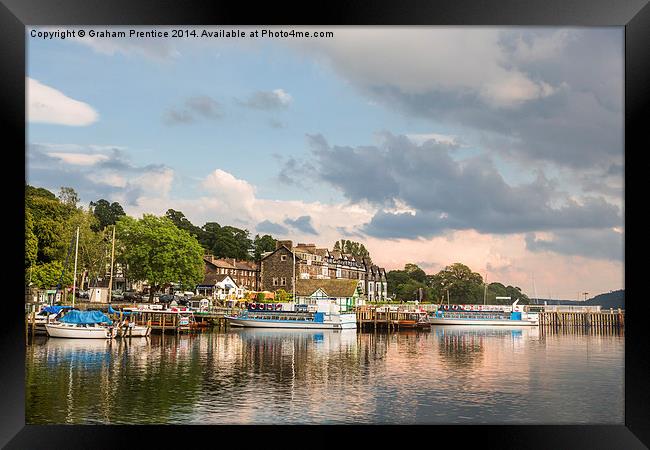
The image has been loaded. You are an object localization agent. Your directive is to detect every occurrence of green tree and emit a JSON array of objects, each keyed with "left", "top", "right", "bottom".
[
  {"left": 275, "top": 289, "right": 290, "bottom": 302},
  {"left": 26, "top": 185, "right": 70, "bottom": 263},
  {"left": 430, "top": 263, "right": 484, "bottom": 304},
  {"left": 58, "top": 187, "right": 80, "bottom": 210},
  {"left": 30, "top": 261, "right": 73, "bottom": 290},
  {"left": 115, "top": 215, "right": 205, "bottom": 302},
  {"left": 89, "top": 199, "right": 126, "bottom": 231},
  {"left": 25, "top": 209, "right": 38, "bottom": 269},
  {"left": 253, "top": 234, "right": 277, "bottom": 261},
  {"left": 404, "top": 263, "right": 427, "bottom": 283}
]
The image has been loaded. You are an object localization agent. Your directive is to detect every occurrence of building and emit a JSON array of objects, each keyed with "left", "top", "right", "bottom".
[
  {"left": 295, "top": 279, "right": 363, "bottom": 313},
  {"left": 259, "top": 240, "right": 388, "bottom": 302},
  {"left": 197, "top": 273, "right": 243, "bottom": 300},
  {"left": 203, "top": 254, "right": 260, "bottom": 291}
]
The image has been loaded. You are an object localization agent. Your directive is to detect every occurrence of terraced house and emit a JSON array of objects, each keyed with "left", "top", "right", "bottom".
[
  {"left": 259, "top": 241, "right": 388, "bottom": 302},
  {"left": 203, "top": 254, "right": 259, "bottom": 291}
]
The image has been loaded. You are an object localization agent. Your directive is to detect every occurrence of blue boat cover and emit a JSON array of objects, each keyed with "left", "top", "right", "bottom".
[
  {"left": 42, "top": 305, "right": 73, "bottom": 314},
  {"left": 59, "top": 310, "right": 113, "bottom": 325},
  {"left": 108, "top": 305, "right": 133, "bottom": 316}
]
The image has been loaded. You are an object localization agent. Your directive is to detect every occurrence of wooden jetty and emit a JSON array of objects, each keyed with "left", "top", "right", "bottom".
[
  {"left": 356, "top": 306, "right": 431, "bottom": 331},
  {"left": 537, "top": 309, "right": 624, "bottom": 331}
]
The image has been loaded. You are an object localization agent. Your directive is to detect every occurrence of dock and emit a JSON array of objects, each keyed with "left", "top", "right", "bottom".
[
  {"left": 355, "top": 306, "right": 430, "bottom": 331},
  {"left": 538, "top": 309, "right": 624, "bottom": 331}
]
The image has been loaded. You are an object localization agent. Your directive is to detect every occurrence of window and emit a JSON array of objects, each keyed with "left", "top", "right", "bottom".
[
  {"left": 281, "top": 254, "right": 287, "bottom": 261},
  {"left": 280, "top": 277, "right": 286, "bottom": 286},
  {"left": 273, "top": 278, "right": 278, "bottom": 286}
]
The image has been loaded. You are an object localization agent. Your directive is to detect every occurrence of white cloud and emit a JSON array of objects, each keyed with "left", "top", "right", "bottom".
[
  {"left": 46, "top": 152, "right": 109, "bottom": 166},
  {"left": 272, "top": 89, "right": 292, "bottom": 106},
  {"left": 406, "top": 133, "right": 458, "bottom": 146},
  {"left": 27, "top": 77, "right": 99, "bottom": 126},
  {"left": 291, "top": 28, "right": 557, "bottom": 108}
]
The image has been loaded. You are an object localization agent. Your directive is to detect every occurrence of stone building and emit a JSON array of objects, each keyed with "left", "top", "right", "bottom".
[
  {"left": 259, "top": 240, "right": 388, "bottom": 302},
  {"left": 203, "top": 255, "right": 259, "bottom": 291}
]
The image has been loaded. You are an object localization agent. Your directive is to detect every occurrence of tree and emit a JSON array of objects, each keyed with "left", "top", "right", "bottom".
[
  {"left": 30, "top": 261, "right": 73, "bottom": 290},
  {"left": 26, "top": 185, "right": 70, "bottom": 263},
  {"left": 115, "top": 215, "right": 205, "bottom": 302},
  {"left": 25, "top": 209, "right": 38, "bottom": 269},
  {"left": 275, "top": 289, "right": 290, "bottom": 302},
  {"left": 58, "top": 187, "right": 80, "bottom": 210},
  {"left": 89, "top": 199, "right": 126, "bottom": 231},
  {"left": 430, "top": 263, "right": 484, "bottom": 304},
  {"left": 253, "top": 234, "right": 277, "bottom": 261},
  {"left": 332, "top": 239, "right": 372, "bottom": 263},
  {"left": 404, "top": 263, "right": 427, "bottom": 283}
]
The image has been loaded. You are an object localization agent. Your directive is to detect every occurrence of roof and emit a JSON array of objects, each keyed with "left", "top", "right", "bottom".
[
  {"left": 295, "top": 279, "right": 360, "bottom": 298},
  {"left": 203, "top": 273, "right": 231, "bottom": 285},
  {"left": 204, "top": 256, "right": 258, "bottom": 271}
]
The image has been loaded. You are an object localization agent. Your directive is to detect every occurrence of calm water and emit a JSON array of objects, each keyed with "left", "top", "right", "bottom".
[{"left": 25, "top": 326, "right": 624, "bottom": 424}]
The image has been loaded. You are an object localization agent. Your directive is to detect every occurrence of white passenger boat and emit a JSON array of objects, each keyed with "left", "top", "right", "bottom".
[
  {"left": 429, "top": 300, "right": 538, "bottom": 326},
  {"left": 45, "top": 310, "right": 116, "bottom": 339},
  {"left": 226, "top": 303, "right": 356, "bottom": 330}
]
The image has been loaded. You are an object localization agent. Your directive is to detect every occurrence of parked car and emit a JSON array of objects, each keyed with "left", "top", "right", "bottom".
[
  {"left": 123, "top": 291, "right": 143, "bottom": 301},
  {"left": 159, "top": 294, "right": 175, "bottom": 303}
]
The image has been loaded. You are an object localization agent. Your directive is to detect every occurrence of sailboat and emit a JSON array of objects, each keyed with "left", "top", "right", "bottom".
[{"left": 45, "top": 310, "right": 116, "bottom": 338}]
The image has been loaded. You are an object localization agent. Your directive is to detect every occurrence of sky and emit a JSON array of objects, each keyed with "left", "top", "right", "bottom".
[{"left": 26, "top": 26, "right": 624, "bottom": 299}]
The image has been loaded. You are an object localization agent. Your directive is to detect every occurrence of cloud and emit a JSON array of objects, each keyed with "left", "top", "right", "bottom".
[
  {"left": 27, "top": 77, "right": 98, "bottom": 126},
  {"left": 291, "top": 28, "right": 623, "bottom": 174},
  {"left": 68, "top": 28, "right": 181, "bottom": 61},
  {"left": 239, "top": 89, "right": 292, "bottom": 110},
  {"left": 256, "top": 220, "right": 289, "bottom": 235},
  {"left": 27, "top": 143, "right": 173, "bottom": 206},
  {"left": 163, "top": 96, "right": 223, "bottom": 125},
  {"left": 525, "top": 228, "right": 624, "bottom": 261},
  {"left": 302, "top": 133, "right": 622, "bottom": 239},
  {"left": 284, "top": 215, "right": 318, "bottom": 235}
]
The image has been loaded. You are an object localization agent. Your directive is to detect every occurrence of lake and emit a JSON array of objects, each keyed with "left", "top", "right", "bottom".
[{"left": 25, "top": 326, "right": 624, "bottom": 424}]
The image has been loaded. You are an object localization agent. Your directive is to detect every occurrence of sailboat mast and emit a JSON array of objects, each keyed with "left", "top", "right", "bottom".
[
  {"left": 72, "top": 226, "right": 79, "bottom": 308},
  {"left": 108, "top": 225, "right": 116, "bottom": 304},
  {"left": 292, "top": 246, "right": 296, "bottom": 304}
]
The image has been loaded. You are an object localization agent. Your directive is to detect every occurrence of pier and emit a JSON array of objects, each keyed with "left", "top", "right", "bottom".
[
  {"left": 538, "top": 309, "right": 624, "bottom": 331},
  {"left": 355, "top": 306, "right": 430, "bottom": 331}
]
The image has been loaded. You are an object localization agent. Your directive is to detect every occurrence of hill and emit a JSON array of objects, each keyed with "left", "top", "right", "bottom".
[{"left": 530, "top": 289, "right": 624, "bottom": 309}]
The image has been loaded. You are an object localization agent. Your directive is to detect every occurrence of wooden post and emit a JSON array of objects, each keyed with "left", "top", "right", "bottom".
[
  {"left": 25, "top": 312, "right": 29, "bottom": 345},
  {"left": 162, "top": 314, "right": 166, "bottom": 334},
  {"left": 31, "top": 310, "right": 36, "bottom": 341}
]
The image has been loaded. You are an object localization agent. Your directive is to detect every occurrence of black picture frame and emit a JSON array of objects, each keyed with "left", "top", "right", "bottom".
[{"left": 2, "top": 0, "right": 647, "bottom": 448}]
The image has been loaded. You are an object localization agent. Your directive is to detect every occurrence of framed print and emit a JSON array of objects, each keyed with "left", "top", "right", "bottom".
[{"left": 2, "top": 0, "right": 648, "bottom": 448}]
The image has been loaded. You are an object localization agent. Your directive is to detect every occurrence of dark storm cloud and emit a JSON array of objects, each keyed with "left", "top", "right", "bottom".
[
  {"left": 284, "top": 215, "right": 318, "bottom": 235},
  {"left": 303, "top": 134, "right": 621, "bottom": 239},
  {"left": 322, "top": 29, "right": 623, "bottom": 177},
  {"left": 163, "top": 95, "right": 223, "bottom": 125},
  {"left": 256, "top": 220, "right": 289, "bottom": 235},
  {"left": 525, "top": 228, "right": 623, "bottom": 261}
]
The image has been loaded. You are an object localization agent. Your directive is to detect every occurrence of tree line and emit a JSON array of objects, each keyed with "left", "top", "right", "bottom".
[
  {"left": 387, "top": 262, "right": 530, "bottom": 304},
  {"left": 25, "top": 185, "right": 278, "bottom": 299}
]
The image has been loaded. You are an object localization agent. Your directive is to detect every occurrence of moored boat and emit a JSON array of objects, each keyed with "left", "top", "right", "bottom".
[
  {"left": 226, "top": 303, "right": 356, "bottom": 330},
  {"left": 45, "top": 310, "right": 116, "bottom": 339},
  {"left": 429, "top": 300, "right": 538, "bottom": 326}
]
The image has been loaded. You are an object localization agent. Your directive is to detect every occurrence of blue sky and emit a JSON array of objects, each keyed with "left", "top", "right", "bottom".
[{"left": 26, "top": 27, "right": 624, "bottom": 298}]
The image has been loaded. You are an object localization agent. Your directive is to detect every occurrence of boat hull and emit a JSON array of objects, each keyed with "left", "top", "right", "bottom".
[
  {"left": 116, "top": 325, "right": 151, "bottom": 337},
  {"left": 428, "top": 317, "right": 538, "bottom": 326},
  {"left": 45, "top": 323, "right": 115, "bottom": 338},
  {"left": 226, "top": 314, "right": 357, "bottom": 330}
]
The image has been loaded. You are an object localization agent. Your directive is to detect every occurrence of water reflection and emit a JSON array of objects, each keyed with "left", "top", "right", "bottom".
[{"left": 26, "top": 327, "right": 624, "bottom": 425}]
